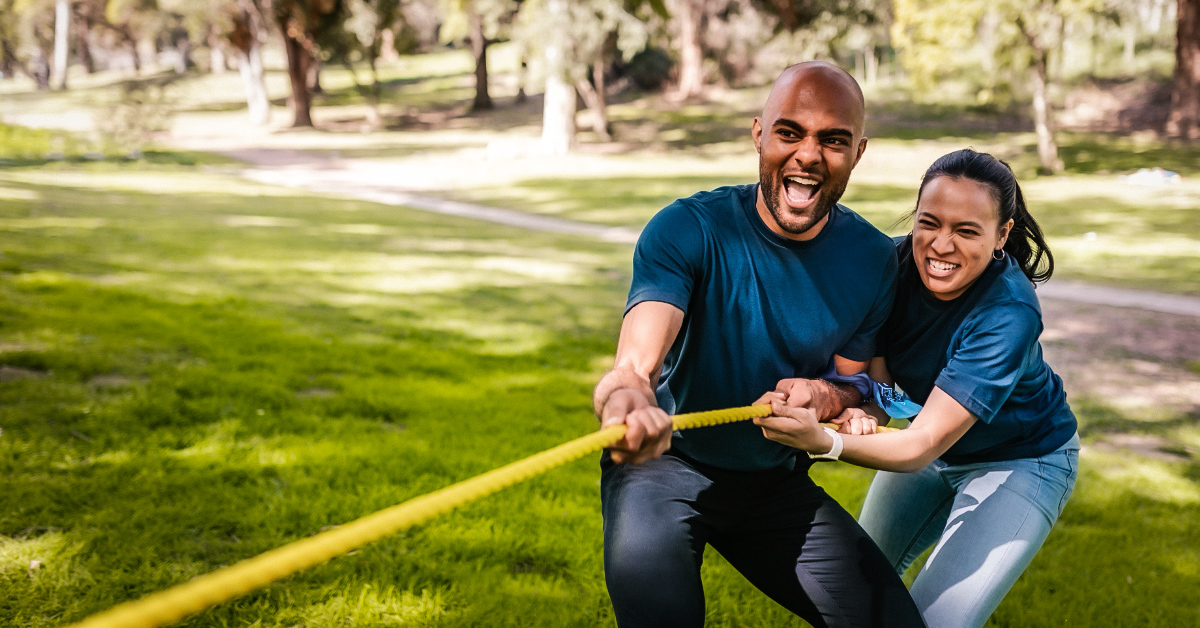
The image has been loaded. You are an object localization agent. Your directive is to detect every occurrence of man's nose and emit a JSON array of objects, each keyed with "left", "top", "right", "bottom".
[{"left": 792, "top": 136, "right": 821, "bottom": 168}]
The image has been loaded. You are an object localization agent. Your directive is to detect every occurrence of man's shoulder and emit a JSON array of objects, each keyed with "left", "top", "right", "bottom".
[
  {"left": 645, "top": 184, "right": 753, "bottom": 233},
  {"left": 826, "top": 204, "right": 895, "bottom": 255},
  {"left": 666, "top": 184, "right": 754, "bottom": 216}
]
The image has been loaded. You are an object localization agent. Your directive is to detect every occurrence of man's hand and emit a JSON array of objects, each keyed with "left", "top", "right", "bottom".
[
  {"left": 774, "top": 378, "right": 852, "bottom": 421},
  {"left": 600, "top": 388, "right": 674, "bottom": 465}
]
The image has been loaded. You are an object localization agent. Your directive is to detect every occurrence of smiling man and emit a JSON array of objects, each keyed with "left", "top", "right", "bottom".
[{"left": 593, "top": 63, "right": 924, "bottom": 627}]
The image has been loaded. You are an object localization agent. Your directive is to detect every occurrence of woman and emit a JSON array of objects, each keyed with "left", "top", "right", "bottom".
[{"left": 755, "top": 148, "right": 1079, "bottom": 628}]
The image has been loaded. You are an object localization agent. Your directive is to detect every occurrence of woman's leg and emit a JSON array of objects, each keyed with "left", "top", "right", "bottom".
[
  {"left": 858, "top": 462, "right": 957, "bottom": 575},
  {"left": 909, "top": 442, "right": 1079, "bottom": 628}
]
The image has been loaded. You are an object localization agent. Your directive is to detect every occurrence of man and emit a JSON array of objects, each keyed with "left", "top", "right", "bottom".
[{"left": 593, "top": 62, "right": 924, "bottom": 627}]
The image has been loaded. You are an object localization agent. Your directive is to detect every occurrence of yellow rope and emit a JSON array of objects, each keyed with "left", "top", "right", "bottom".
[{"left": 64, "top": 405, "right": 893, "bottom": 628}]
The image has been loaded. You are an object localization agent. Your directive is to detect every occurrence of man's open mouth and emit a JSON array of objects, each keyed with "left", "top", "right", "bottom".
[{"left": 783, "top": 175, "right": 820, "bottom": 207}]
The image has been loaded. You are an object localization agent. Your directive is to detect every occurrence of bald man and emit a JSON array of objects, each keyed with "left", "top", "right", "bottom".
[{"left": 593, "top": 63, "right": 924, "bottom": 627}]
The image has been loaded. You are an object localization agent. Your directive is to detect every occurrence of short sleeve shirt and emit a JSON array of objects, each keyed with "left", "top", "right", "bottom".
[
  {"left": 627, "top": 184, "right": 897, "bottom": 471},
  {"left": 881, "top": 237, "right": 1077, "bottom": 464}
]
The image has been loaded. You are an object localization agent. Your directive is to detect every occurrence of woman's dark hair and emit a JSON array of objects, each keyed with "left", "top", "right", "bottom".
[{"left": 914, "top": 148, "right": 1054, "bottom": 284}]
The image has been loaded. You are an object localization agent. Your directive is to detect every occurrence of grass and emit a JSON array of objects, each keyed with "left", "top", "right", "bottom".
[
  {"left": 2, "top": 156, "right": 1199, "bottom": 626},
  {"left": 1, "top": 46, "right": 1198, "bottom": 626}
]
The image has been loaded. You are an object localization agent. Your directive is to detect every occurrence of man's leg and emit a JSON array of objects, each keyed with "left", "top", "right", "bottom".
[
  {"left": 601, "top": 454, "right": 718, "bottom": 628},
  {"left": 858, "top": 463, "right": 957, "bottom": 575},
  {"left": 711, "top": 470, "right": 925, "bottom": 628}
]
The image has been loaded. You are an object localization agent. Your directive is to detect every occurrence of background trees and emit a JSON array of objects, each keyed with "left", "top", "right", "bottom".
[
  {"left": 1167, "top": 0, "right": 1199, "bottom": 139},
  {"left": 0, "top": 0, "right": 1193, "bottom": 148}
]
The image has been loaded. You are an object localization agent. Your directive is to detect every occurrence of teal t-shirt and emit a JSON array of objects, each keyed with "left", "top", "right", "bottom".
[
  {"left": 881, "top": 236, "right": 1077, "bottom": 464},
  {"left": 627, "top": 184, "right": 897, "bottom": 471}
]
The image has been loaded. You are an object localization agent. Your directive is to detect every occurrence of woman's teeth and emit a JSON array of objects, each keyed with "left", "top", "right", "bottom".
[{"left": 928, "top": 259, "right": 958, "bottom": 272}]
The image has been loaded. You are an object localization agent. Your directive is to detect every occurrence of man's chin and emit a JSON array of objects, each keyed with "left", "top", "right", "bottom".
[{"left": 774, "top": 205, "right": 827, "bottom": 236}]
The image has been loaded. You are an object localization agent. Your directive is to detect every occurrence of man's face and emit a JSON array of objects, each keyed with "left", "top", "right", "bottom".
[{"left": 752, "top": 68, "right": 867, "bottom": 241}]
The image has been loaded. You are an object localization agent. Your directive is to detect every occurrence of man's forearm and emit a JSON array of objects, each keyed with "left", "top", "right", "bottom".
[
  {"left": 593, "top": 367, "right": 658, "bottom": 417},
  {"left": 815, "top": 380, "right": 862, "bottom": 421}
]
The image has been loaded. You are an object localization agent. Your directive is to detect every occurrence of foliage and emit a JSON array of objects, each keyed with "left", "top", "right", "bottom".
[
  {"left": 516, "top": 0, "right": 653, "bottom": 85},
  {"left": 892, "top": 0, "right": 1108, "bottom": 104}
]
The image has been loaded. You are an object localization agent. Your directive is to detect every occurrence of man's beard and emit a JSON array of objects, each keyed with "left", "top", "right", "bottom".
[{"left": 758, "top": 160, "right": 848, "bottom": 237}]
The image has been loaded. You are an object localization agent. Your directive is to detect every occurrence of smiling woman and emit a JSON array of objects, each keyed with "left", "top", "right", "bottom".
[{"left": 758, "top": 149, "right": 1078, "bottom": 628}]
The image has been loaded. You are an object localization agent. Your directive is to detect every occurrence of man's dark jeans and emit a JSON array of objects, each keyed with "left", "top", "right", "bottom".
[{"left": 601, "top": 452, "right": 925, "bottom": 628}]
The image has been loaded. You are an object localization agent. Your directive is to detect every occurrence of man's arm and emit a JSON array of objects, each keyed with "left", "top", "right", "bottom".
[
  {"left": 593, "top": 301, "right": 685, "bottom": 465},
  {"left": 772, "top": 355, "right": 866, "bottom": 421}
]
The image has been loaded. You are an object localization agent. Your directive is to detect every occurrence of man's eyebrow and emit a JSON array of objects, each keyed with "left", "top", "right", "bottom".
[{"left": 771, "top": 118, "right": 854, "bottom": 138}]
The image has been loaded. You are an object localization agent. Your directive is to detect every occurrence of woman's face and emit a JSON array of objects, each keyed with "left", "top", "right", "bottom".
[{"left": 912, "top": 176, "right": 1013, "bottom": 301}]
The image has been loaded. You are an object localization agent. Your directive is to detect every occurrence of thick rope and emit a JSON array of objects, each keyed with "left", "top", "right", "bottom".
[{"left": 64, "top": 405, "right": 893, "bottom": 628}]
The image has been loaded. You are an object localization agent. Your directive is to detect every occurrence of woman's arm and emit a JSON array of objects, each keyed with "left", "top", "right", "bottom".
[{"left": 755, "top": 385, "right": 977, "bottom": 473}]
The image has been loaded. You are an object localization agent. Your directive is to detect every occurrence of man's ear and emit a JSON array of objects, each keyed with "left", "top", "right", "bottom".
[
  {"left": 752, "top": 117, "right": 763, "bottom": 153},
  {"left": 853, "top": 136, "right": 868, "bottom": 167}
]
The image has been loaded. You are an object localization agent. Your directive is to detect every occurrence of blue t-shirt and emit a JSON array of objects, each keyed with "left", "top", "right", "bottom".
[
  {"left": 627, "top": 184, "right": 897, "bottom": 471},
  {"left": 881, "top": 236, "right": 1077, "bottom": 464}
]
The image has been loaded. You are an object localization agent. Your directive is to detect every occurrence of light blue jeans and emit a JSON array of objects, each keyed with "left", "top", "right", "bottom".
[{"left": 858, "top": 433, "right": 1079, "bottom": 628}]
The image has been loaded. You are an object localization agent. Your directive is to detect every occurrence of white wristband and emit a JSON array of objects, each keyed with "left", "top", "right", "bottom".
[{"left": 807, "top": 427, "right": 843, "bottom": 461}]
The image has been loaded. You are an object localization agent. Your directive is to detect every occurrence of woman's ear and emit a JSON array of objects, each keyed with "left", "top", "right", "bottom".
[{"left": 997, "top": 218, "right": 1015, "bottom": 249}]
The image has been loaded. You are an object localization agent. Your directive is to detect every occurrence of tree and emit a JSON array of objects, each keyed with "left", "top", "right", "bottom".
[
  {"left": 1, "top": 0, "right": 27, "bottom": 78},
  {"left": 671, "top": 0, "right": 708, "bottom": 99},
  {"left": 51, "top": 0, "right": 68, "bottom": 88},
  {"left": 325, "top": 0, "right": 403, "bottom": 127},
  {"left": 1167, "top": 0, "right": 1200, "bottom": 139},
  {"left": 104, "top": 0, "right": 160, "bottom": 73},
  {"left": 273, "top": 0, "right": 347, "bottom": 127},
  {"left": 893, "top": 0, "right": 1106, "bottom": 173},
  {"left": 12, "top": 0, "right": 56, "bottom": 88},
  {"left": 440, "top": 0, "right": 519, "bottom": 112},
  {"left": 519, "top": 0, "right": 657, "bottom": 152}
]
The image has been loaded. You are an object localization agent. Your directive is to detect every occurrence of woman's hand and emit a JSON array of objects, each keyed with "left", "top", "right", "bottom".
[
  {"left": 828, "top": 407, "right": 879, "bottom": 435},
  {"left": 752, "top": 400, "right": 830, "bottom": 453}
]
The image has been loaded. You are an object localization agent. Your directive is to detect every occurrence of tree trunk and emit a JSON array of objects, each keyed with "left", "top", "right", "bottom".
[
  {"left": 307, "top": 57, "right": 323, "bottom": 93},
  {"left": 236, "top": 38, "right": 270, "bottom": 125},
  {"left": 340, "top": 58, "right": 381, "bottom": 128},
  {"left": 0, "top": 38, "right": 16, "bottom": 78},
  {"left": 75, "top": 7, "right": 95, "bottom": 74},
  {"left": 1029, "top": 49, "right": 1063, "bottom": 173},
  {"left": 541, "top": 0, "right": 575, "bottom": 155},
  {"left": 1167, "top": 0, "right": 1200, "bottom": 140},
  {"left": 175, "top": 30, "right": 192, "bottom": 74},
  {"left": 469, "top": 10, "right": 492, "bottom": 112},
  {"left": 575, "top": 36, "right": 613, "bottom": 141},
  {"left": 515, "top": 44, "right": 529, "bottom": 104},
  {"left": 865, "top": 45, "right": 878, "bottom": 86},
  {"left": 674, "top": 0, "right": 705, "bottom": 100},
  {"left": 282, "top": 29, "right": 314, "bottom": 127},
  {"left": 124, "top": 27, "right": 140, "bottom": 73},
  {"left": 209, "top": 30, "right": 228, "bottom": 74},
  {"left": 32, "top": 49, "right": 51, "bottom": 89},
  {"left": 52, "top": 0, "right": 70, "bottom": 90}
]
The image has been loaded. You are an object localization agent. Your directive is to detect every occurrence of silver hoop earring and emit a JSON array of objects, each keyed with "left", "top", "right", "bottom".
[{"left": 993, "top": 249, "right": 1006, "bottom": 261}]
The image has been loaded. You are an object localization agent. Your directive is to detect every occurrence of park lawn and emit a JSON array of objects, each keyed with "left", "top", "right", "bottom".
[{"left": 1, "top": 162, "right": 1198, "bottom": 627}]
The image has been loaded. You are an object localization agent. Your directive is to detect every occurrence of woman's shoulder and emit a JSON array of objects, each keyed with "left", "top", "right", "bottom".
[
  {"left": 977, "top": 257, "right": 1041, "bottom": 314},
  {"left": 961, "top": 261, "right": 1044, "bottom": 340}
]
